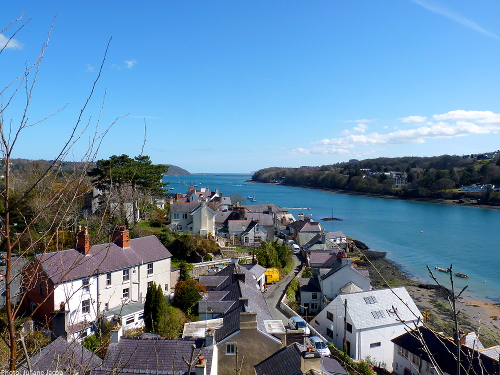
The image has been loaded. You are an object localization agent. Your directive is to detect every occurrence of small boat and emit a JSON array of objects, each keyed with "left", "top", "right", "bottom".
[
  {"left": 454, "top": 272, "right": 469, "bottom": 278},
  {"left": 434, "top": 267, "right": 449, "bottom": 273}
]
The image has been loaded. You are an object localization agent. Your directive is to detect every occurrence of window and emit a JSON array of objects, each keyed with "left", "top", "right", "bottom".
[
  {"left": 147, "top": 263, "right": 153, "bottom": 275},
  {"left": 371, "top": 310, "right": 385, "bottom": 319},
  {"left": 106, "top": 272, "right": 112, "bottom": 286},
  {"left": 126, "top": 316, "right": 134, "bottom": 325},
  {"left": 39, "top": 283, "right": 44, "bottom": 296},
  {"left": 165, "top": 284, "right": 169, "bottom": 292},
  {"left": 327, "top": 311, "right": 334, "bottom": 321},
  {"left": 82, "top": 299, "right": 90, "bottom": 314},
  {"left": 370, "top": 342, "right": 381, "bottom": 348},
  {"left": 148, "top": 281, "right": 153, "bottom": 287},
  {"left": 123, "top": 288, "right": 129, "bottom": 299},
  {"left": 311, "top": 303, "right": 318, "bottom": 310},
  {"left": 104, "top": 303, "right": 109, "bottom": 311},
  {"left": 346, "top": 322, "right": 352, "bottom": 333},
  {"left": 123, "top": 269, "right": 130, "bottom": 282},
  {"left": 82, "top": 278, "right": 90, "bottom": 292},
  {"left": 326, "top": 328, "right": 333, "bottom": 338},
  {"left": 138, "top": 312, "right": 144, "bottom": 320},
  {"left": 173, "top": 213, "right": 179, "bottom": 220},
  {"left": 312, "top": 293, "right": 318, "bottom": 300},
  {"left": 182, "top": 213, "right": 188, "bottom": 219},
  {"left": 226, "top": 343, "right": 236, "bottom": 355},
  {"left": 363, "top": 296, "right": 378, "bottom": 304}
]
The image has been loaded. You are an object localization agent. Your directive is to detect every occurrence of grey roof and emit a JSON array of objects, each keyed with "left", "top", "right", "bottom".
[
  {"left": 202, "top": 291, "right": 229, "bottom": 301},
  {"left": 339, "top": 287, "right": 422, "bottom": 330},
  {"left": 243, "top": 204, "right": 287, "bottom": 213},
  {"left": 199, "top": 275, "right": 229, "bottom": 290},
  {"left": 170, "top": 202, "right": 201, "bottom": 213},
  {"left": 299, "top": 278, "right": 321, "bottom": 293},
  {"left": 93, "top": 336, "right": 214, "bottom": 375},
  {"left": 199, "top": 300, "right": 235, "bottom": 314},
  {"left": 255, "top": 343, "right": 347, "bottom": 375},
  {"left": 392, "top": 327, "right": 499, "bottom": 375},
  {"left": 105, "top": 301, "right": 144, "bottom": 318},
  {"left": 245, "top": 212, "right": 275, "bottom": 226},
  {"left": 339, "top": 282, "right": 363, "bottom": 294},
  {"left": 242, "top": 263, "right": 266, "bottom": 280},
  {"left": 228, "top": 220, "right": 253, "bottom": 233},
  {"left": 18, "top": 337, "right": 101, "bottom": 373},
  {"left": 214, "top": 210, "right": 231, "bottom": 224},
  {"left": 327, "top": 231, "right": 346, "bottom": 239},
  {"left": 36, "top": 235, "right": 172, "bottom": 284}
]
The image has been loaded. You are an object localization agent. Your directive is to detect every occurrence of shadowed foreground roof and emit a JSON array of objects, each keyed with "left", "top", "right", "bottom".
[
  {"left": 36, "top": 235, "right": 172, "bottom": 283},
  {"left": 18, "top": 337, "right": 102, "bottom": 374},
  {"left": 92, "top": 336, "right": 214, "bottom": 375},
  {"left": 392, "top": 326, "right": 499, "bottom": 375}
]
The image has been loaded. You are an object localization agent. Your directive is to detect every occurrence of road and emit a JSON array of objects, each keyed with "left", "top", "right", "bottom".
[{"left": 263, "top": 254, "right": 303, "bottom": 326}]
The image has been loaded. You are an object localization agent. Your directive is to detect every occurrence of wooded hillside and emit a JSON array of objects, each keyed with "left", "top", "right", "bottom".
[{"left": 252, "top": 154, "right": 500, "bottom": 205}]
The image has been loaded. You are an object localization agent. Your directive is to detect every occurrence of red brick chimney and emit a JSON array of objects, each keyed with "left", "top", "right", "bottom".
[
  {"left": 76, "top": 226, "right": 90, "bottom": 255},
  {"left": 112, "top": 226, "right": 130, "bottom": 248}
]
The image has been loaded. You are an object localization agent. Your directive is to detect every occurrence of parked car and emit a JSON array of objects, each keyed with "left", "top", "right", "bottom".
[
  {"left": 307, "top": 336, "right": 331, "bottom": 357},
  {"left": 292, "top": 244, "right": 300, "bottom": 254},
  {"left": 288, "top": 316, "right": 310, "bottom": 335}
]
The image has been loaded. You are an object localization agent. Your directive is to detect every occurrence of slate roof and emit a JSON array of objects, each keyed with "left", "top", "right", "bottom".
[
  {"left": 93, "top": 335, "right": 214, "bottom": 375},
  {"left": 254, "top": 343, "right": 347, "bottom": 375},
  {"left": 300, "top": 222, "right": 322, "bottom": 232},
  {"left": 209, "top": 263, "right": 275, "bottom": 342},
  {"left": 199, "top": 275, "right": 229, "bottom": 290},
  {"left": 339, "top": 287, "right": 422, "bottom": 330},
  {"left": 228, "top": 220, "right": 253, "bottom": 233},
  {"left": 214, "top": 210, "right": 231, "bottom": 224},
  {"left": 18, "top": 337, "right": 102, "bottom": 374},
  {"left": 36, "top": 235, "right": 172, "bottom": 284},
  {"left": 245, "top": 212, "right": 275, "bottom": 226},
  {"left": 202, "top": 291, "right": 229, "bottom": 301},
  {"left": 392, "top": 326, "right": 499, "bottom": 375},
  {"left": 170, "top": 202, "right": 201, "bottom": 213},
  {"left": 199, "top": 300, "right": 235, "bottom": 315},
  {"left": 242, "top": 263, "right": 266, "bottom": 280},
  {"left": 243, "top": 204, "right": 287, "bottom": 214},
  {"left": 299, "top": 278, "right": 321, "bottom": 293}
]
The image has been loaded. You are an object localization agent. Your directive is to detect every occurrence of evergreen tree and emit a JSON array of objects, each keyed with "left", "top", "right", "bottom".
[{"left": 143, "top": 282, "right": 167, "bottom": 334}]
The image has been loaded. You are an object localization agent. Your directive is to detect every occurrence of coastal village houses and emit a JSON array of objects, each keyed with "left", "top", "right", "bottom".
[
  {"left": 23, "top": 226, "right": 172, "bottom": 340},
  {"left": 310, "top": 287, "right": 423, "bottom": 372}
]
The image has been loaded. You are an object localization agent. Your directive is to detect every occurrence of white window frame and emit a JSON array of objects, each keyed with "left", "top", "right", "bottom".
[
  {"left": 82, "top": 299, "right": 90, "bottom": 314},
  {"left": 226, "top": 343, "right": 236, "bottom": 355},
  {"left": 147, "top": 263, "right": 154, "bottom": 275},
  {"left": 123, "top": 269, "right": 130, "bottom": 282},
  {"left": 106, "top": 272, "right": 112, "bottom": 286}
]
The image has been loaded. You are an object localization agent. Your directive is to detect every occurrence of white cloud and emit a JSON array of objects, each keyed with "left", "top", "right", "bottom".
[
  {"left": 399, "top": 115, "right": 427, "bottom": 123},
  {"left": 0, "top": 34, "right": 22, "bottom": 49},
  {"left": 125, "top": 60, "right": 137, "bottom": 69},
  {"left": 411, "top": 0, "right": 499, "bottom": 40},
  {"left": 86, "top": 64, "right": 95, "bottom": 72},
  {"left": 342, "top": 123, "right": 369, "bottom": 135},
  {"left": 341, "top": 119, "right": 377, "bottom": 123},
  {"left": 294, "top": 110, "right": 500, "bottom": 154},
  {"left": 433, "top": 110, "right": 500, "bottom": 123}
]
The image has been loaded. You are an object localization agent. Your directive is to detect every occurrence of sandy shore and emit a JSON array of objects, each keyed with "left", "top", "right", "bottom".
[{"left": 353, "top": 245, "right": 500, "bottom": 348}]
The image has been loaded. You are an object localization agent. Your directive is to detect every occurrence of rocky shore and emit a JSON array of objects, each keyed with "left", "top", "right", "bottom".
[{"left": 353, "top": 240, "right": 500, "bottom": 348}]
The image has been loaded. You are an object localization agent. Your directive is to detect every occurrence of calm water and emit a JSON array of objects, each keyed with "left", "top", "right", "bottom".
[{"left": 164, "top": 174, "right": 500, "bottom": 303}]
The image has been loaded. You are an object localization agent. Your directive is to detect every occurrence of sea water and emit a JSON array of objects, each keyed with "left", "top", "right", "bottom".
[{"left": 164, "top": 173, "right": 500, "bottom": 303}]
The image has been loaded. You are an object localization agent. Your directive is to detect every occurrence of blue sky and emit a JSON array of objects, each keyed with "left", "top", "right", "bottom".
[{"left": 2, "top": 1, "right": 500, "bottom": 173}]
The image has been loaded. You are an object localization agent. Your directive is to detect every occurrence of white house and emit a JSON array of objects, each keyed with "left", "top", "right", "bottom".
[
  {"left": 169, "top": 200, "right": 216, "bottom": 235},
  {"left": 310, "top": 287, "right": 422, "bottom": 372},
  {"left": 319, "top": 252, "right": 371, "bottom": 305},
  {"left": 23, "top": 226, "right": 172, "bottom": 340}
]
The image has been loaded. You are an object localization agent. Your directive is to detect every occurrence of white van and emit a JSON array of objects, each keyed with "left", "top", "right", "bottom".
[{"left": 292, "top": 244, "right": 300, "bottom": 254}]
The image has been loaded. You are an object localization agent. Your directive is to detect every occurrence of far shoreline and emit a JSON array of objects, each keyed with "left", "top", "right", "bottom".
[{"left": 248, "top": 180, "right": 500, "bottom": 211}]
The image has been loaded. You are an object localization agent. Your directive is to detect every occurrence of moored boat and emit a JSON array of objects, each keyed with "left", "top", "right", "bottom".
[
  {"left": 434, "top": 266, "right": 449, "bottom": 273},
  {"left": 454, "top": 272, "right": 469, "bottom": 278}
]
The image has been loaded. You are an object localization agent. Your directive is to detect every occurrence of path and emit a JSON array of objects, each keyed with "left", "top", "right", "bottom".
[{"left": 264, "top": 254, "right": 303, "bottom": 326}]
